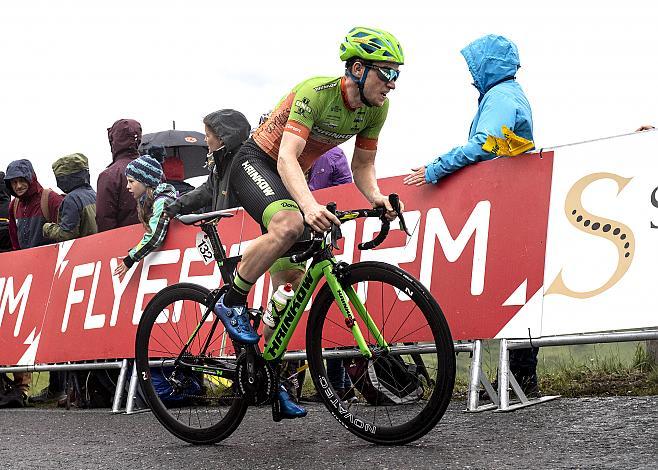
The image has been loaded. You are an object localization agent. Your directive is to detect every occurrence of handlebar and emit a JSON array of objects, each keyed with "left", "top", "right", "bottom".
[{"left": 290, "top": 193, "right": 410, "bottom": 264}]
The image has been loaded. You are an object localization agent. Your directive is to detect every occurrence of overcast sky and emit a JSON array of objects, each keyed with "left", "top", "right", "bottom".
[{"left": 1, "top": 1, "right": 656, "bottom": 189}]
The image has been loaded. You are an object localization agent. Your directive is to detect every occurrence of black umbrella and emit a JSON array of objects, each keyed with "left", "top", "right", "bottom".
[{"left": 139, "top": 129, "right": 208, "bottom": 179}]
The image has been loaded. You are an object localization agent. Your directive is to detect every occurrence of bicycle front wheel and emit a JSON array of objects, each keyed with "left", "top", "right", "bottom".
[
  {"left": 135, "top": 283, "right": 247, "bottom": 445},
  {"left": 306, "top": 262, "right": 455, "bottom": 445}
]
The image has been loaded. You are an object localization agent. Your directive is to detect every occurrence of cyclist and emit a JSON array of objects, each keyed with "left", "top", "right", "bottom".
[{"left": 168, "top": 26, "right": 405, "bottom": 419}]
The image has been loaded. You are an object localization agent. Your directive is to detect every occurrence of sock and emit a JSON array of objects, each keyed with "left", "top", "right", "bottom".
[{"left": 224, "top": 272, "right": 254, "bottom": 307}]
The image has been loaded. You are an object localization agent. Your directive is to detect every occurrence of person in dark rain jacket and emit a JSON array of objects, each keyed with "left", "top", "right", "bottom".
[
  {"left": 3, "top": 159, "right": 63, "bottom": 406},
  {"left": 96, "top": 119, "right": 142, "bottom": 232},
  {"left": 43, "top": 153, "right": 97, "bottom": 241},
  {"left": 5, "top": 159, "right": 63, "bottom": 250}
]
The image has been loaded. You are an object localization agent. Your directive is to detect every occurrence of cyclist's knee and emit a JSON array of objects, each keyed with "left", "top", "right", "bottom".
[{"left": 268, "top": 211, "right": 304, "bottom": 243}]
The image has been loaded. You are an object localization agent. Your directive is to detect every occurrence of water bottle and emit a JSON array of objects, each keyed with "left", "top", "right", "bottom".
[{"left": 262, "top": 283, "right": 295, "bottom": 328}]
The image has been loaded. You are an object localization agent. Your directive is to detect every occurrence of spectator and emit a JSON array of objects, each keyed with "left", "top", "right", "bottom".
[
  {"left": 96, "top": 119, "right": 142, "bottom": 232},
  {"left": 403, "top": 34, "right": 533, "bottom": 186},
  {"left": 303, "top": 147, "right": 357, "bottom": 403},
  {"left": 112, "top": 154, "right": 177, "bottom": 279},
  {"left": 307, "top": 147, "right": 353, "bottom": 192},
  {"left": 4, "top": 159, "right": 64, "bottom": 406},
  {"left": 0, "top": 171, "right": 11, "bottom": 252},
  {"left": 43, "top": 153, "right": 97, "bottom": 241},
  {"left": 144, "top": 145, "right": 195, "bottom": 196},
  {"left": 403, "top": 34, "right": 540, "bottom": 398},
  {"left": 165, "top": 109, "right": 250, "bottom": 215},
  {"left": 0, "top": 171, "right": 15, "bottom": 407},
  {"left": 163, "top": 157, "right": 194, "bottom": 196},
  {"left": 36, "top": 153, "right": 97, "bottom": 406}
]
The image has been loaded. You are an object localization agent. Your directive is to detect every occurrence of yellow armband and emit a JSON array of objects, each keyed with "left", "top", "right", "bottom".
[{"left": 482, "top": 126, "right": 534, "bottom": 157}]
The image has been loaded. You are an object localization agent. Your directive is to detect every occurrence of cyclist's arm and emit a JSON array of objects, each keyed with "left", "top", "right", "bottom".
[
  {"left": 351, "top": 146, "right": 383, "bottom": 205},
  {"left": 352, "top": 146, "right": 397, "bottom": 217},
  {"left": 278, "top": 131, "right": 340, "bottom": 231},
  {"left": 277, "top": 131, "right": 315, "bottom": 210}
]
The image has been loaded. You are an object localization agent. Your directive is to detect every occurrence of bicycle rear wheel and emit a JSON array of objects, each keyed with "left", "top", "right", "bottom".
[
  {"left": 134, "top": 283, "right": 247, "bottom": 445},
  {"left": 306, "top": 261, "right": 455, "bottom": 445}
]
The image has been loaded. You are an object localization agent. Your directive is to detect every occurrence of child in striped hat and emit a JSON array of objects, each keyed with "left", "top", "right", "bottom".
[{"left": 113, "top": 154, "right": 178, "bottom": 279}]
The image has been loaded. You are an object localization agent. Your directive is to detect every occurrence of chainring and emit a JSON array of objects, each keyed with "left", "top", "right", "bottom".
[{"left": 235, "top": 350, "right": 275, "bottom": 405}]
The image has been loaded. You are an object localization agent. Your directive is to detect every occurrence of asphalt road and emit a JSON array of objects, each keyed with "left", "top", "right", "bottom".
[{"left": 1, "top": 397, "right": 656, "bottom": 469}]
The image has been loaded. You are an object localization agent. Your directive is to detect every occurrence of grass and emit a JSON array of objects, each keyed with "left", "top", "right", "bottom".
[{"left": 453, "top": 341, "right": 658, "bottom": 398}]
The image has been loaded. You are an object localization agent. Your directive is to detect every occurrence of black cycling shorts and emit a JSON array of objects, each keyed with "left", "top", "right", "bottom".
[{"left": 229, "top": 139, "right": 308, "bottom": 273}]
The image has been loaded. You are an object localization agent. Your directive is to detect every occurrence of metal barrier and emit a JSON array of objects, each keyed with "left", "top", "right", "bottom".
[
  {"left": 15, "top": 332, "right": 655, "bottom": 415},
  {"left": 0, "top": 359, "right": 131, "bottom": 413},
  {"left": 120, "top": 341, "right": 479, "bottom": 414},
  {"left": 493, "top": 329, "right": 658, "bottom": 412}
]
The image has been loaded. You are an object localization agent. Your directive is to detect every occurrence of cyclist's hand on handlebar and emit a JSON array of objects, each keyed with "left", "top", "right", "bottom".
[
  {"left": 303, "top": 201, "right": 341, "bottom": 233},
  {"left": 371, "top": 193, "right": 404, "bottom": 221}
]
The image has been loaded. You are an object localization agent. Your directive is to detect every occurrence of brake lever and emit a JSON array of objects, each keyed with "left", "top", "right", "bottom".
[{"left": 389, "top": 193, "right": 411, "bottom": 236}]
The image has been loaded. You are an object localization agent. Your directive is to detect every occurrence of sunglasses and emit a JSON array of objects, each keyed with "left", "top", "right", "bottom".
[{"left": 367, "top": 64, "right": 401, "bottom": 83}]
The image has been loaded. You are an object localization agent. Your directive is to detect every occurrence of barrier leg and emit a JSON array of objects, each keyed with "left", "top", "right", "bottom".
[
  {"left": 466, "top": 340, "right": 481, "bottom": 411},
  {"left": 464, "top": 340, "right": 498, "bottom": 412},
  {"left": 125, "top": 362, "right": 139, "bottom": 414},
  {"left": 498, "top": 339, "right": 510, "bottom": 411},
  {"left": 495, "top": 340, "right": 560, "bottom": 412},
  {"left": 111, "top": 359, "right": 129, "bottom": 414}
]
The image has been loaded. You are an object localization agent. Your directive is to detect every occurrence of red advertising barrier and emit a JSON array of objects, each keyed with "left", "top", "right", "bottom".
[{"left": 0, "top": 152, "right": 553, "bottom": 365}]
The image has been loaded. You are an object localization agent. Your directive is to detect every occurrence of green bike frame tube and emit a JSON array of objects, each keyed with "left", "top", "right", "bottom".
[
  {"left": 344, "top": 284, "right": 389, "bottom": 351},
  {"left": 262, "top": 260, "right": 330, "bottom": 361},
  {"left": 321, "top": 264, "right": 375, "bottom": 358}
]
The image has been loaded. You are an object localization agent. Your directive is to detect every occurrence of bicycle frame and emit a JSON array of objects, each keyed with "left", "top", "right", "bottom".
[
  {"left": 179, "top": 218, "right": 390, "bottom": 368},
  {"left": 261, "top": 247, "right": 389, "bottom": 362}
]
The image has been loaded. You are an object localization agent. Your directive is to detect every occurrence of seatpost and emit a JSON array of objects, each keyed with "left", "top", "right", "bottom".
[{"left": 202, "top": 223, "right": 233, "bottom": 284}]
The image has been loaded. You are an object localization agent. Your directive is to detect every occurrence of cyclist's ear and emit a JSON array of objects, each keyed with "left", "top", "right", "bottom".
[{"left": 350, "top": 61, "right": 366, "bottom": 79}]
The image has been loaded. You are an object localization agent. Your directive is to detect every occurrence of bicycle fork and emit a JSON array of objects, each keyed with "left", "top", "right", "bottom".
[{"left": 323, "top": 264, "right": 389, "bottom": 358}]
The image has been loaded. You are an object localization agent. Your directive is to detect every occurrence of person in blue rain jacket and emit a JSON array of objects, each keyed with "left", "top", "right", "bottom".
[{"left": 404, "top": 34, "right": 533, "bottom": 186}]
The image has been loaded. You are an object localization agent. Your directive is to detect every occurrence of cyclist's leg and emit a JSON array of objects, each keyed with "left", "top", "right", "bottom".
[
  {"left": 224, "top": 140, "right": 304, "bottom": 307},
  {"left": 234, "top": 210, "right": 304, "bottom": 290},
  {"left": 212, "top": 141, "right": 304, "bottom": 344}
]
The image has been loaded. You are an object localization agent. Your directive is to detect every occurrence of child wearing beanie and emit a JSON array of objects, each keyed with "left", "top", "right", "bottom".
[{"left": 113, "top": 154, "right": 178, "bottom": 278}]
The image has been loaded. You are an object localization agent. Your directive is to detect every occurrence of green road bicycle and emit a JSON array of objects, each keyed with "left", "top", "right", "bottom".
[{"left": 134, "top": 194, "right": 455, "bottom": 446}]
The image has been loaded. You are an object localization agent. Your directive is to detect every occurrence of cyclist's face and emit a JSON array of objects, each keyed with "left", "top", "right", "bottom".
[
  {"left": 362, "top": 61, "right": 399, "bottom": 107},
  {"left": 205, "top": 125, "right": 224, "bottom": 153},
  {"left": 126, "top": 176, "right": 146, "bottom": 200}
]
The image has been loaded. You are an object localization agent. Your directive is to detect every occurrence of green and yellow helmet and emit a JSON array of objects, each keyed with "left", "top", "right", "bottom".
[{"left": 339, "top": 27, "right": 404, "bottom": 65}]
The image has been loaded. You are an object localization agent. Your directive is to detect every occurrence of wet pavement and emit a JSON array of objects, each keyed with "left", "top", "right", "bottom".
[{"left": 1, "top": 397, "right": 656, "bottom": 469}]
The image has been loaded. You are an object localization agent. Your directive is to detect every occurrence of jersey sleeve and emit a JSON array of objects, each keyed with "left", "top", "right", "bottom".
[
  {"left": 355, "top": 99, "right": 389, "bottom": 150},
  {"left": 124, "top": 197, "right": 171, "bottom": 268},
  {"left": 284, "top": 81, "right": 323, "bottom": 141}
]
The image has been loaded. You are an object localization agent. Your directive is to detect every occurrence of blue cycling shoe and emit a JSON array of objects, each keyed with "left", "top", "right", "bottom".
[
  {"left": 213, "top": 294, "right": 260, "bottom": 344},
  {"left": 273, "top": 385, "right": 307, "bottom": 421}
]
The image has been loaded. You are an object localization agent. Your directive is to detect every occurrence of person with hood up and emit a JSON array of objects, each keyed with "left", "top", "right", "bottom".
[
  {"left": 3, "top": 159, "right": 64, "bottom": 406},
  {"left": 142, "top": 145, "right": 195, "bottom": 196},
  {"left": 96, "top": 119, "right": 142, "bottom": 232},
  {"left": 403, "top": 34, "right": 533, "bottom": 186},
  {"left": 0, "top": 171, "right": 11, "bottom": 252},
  {"left": 164, "top": 109, "right": 251, "bottom": 215},
  {"left": 403, "top": 34, "right": 540, "bottom": 399},
  {"left": 112, "top": 154, "right": 177, "bottom": 279},
  {"left": 5, "top": 159, "right": 63, "bottom": 250},
  {"left": 43, "top": 153, "right": 97, "bottom": 241}
]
